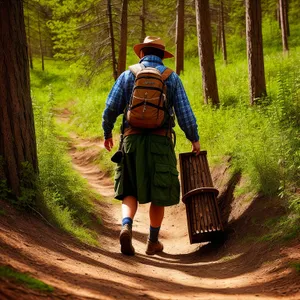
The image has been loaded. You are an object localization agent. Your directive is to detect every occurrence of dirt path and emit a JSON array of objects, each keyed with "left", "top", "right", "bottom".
[{"left": 0, "top": 113, "right": 299, "bottom": 299}]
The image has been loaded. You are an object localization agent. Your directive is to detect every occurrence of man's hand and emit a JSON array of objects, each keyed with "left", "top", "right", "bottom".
[
  {"left": 104, "top": 138, "right": 114, "bottom": 151},
  {"left": 191, "top": 141, "right": 201, "bottom": 156}
]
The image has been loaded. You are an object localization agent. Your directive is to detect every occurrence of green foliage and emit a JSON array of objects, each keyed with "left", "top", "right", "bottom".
[
  {"left": 0, "top": 157, "right": 10, "bottom": 200},
  {"left": 260, "top": 213, "right": 299, "bottom": 242},
  {"left": 31, "top": 65, "right": 98, "bottom": 244},
  {"left": 0, "top": 266, "right": 54, "bottom": 292},
  {"left": 16, "top": 162, "right": 37, "bottom": 209},
  {"left": 0, "top": 180, "right": 10, "bottom": 200},
  {"left": 290, "top": 262, "right": 300, "bottom": 273}
]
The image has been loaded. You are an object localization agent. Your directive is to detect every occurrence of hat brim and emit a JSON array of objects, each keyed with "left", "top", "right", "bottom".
[{"left": 133, "top": 42, "right": 174, "bottom": 59}]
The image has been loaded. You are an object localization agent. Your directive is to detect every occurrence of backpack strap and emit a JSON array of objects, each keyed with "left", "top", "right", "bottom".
[
  {"left": 161, "top": 67, "right": 173, "bottom": 81},
  {"left": 129, "top": 63, "right": 145, "bottom": 76}
]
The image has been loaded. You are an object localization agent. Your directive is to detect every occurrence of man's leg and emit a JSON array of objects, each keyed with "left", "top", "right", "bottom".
[
  {"left": 120, "top": 195, "right": 138, "bottom": 256},
  {"left": 149, "top": 202, "right": 164, "bottom": 227},
  {"left": 146, "top": 203, "right": 164, "bottom": 255},
  {"left": 122, "top": 195, "right": 138, "bottom": 220}
]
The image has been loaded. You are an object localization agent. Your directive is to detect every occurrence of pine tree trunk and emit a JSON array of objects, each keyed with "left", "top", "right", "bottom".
[
  {"left": 279, "top": 0, "right": 289, "bottom": 54},
  {"left": 107, "top": 0, "right": 117, "bottom": 80},
  {"left": 175, "top": 0, "right": 184, "bottom": 75},
  {"left": 37, "top": 5, "right": 44, "bottom": 71},
  {"left": 221, "top": 1, "right": 227, "bottom": 64},
  {"left": 117, "top": 0, "right": 128, "bottom": 77},
  {"left": 26, "top": 1, "right": 33, "bottom": 70},
  {"left": 140, "top": 0, "right": 146, "bottom": 42},
  {"left": 245, "top": 0, "right": 267, "bottom": 104},
  {"left": 195, "top": 0, "right": 219, "bottom": 105},
  {"left": 285, "top": 0, "right": 290, "bottom": 37},
  {"left": 0, "top": 0, "right": 38, "bottom": 198},
  {"left": 216, "top": 9, "right": 221, "bottom": 54}
]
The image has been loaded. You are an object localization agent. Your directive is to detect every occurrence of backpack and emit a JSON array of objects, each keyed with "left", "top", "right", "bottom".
[{"left": 126, "top": 63, "right": 173, "bottom": 129}]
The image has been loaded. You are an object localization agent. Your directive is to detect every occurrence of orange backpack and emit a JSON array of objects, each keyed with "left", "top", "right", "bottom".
[{"left": 126, "top": 64, "right": 173, "bottom": 129}]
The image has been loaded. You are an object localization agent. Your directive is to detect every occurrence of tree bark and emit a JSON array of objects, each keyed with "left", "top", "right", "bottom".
[
  {"left": 220, "top": 1, "right": 227, "bottom": 64},
  {"left": 279, "top": 0, "right": 289, "bottom": 54},
  {"left": 117, "top": 0, "right": 128, "bottom": 77},
  {"left": 107, "top": 0, "right": 117, "bottom": 80},
  {"left": 140, "top": 0, "right": 146, "bottom": 42},
  {"left": 175, "top": 0, "right": 184, "bottom": 75},
  {"left": 245, "top": 0, "right": 267, "bottom": 104},
  {"left": 195, "top": 0, "right": 219, "bottom": 105},
  {"left": 285, "top": 0, "right": 290, "bottom": 37},
  {"left": 0, "top": 0, "right": 38, "bottom": 198},
  {"left": 37, "top": 4, "right": 44, "bottom": 71},
  {"left": 26, "top": 0, "right": 33, "bottom": 70}
]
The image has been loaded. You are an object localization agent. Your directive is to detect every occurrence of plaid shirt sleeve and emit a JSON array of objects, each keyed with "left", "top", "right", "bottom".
[
  {"left": 102, "top": 72, "right": 130, "bottom": 139},
  {"left": 169, "top": 73, "right": 199, "bottom": 142}
]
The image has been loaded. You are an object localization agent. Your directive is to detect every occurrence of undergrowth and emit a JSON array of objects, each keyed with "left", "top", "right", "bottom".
[
  {"left": 31, "top": 69, "right": 98, "bottom": 245},
  {"left": 0, "top": 265, "right": 54, "bottom": 292}
]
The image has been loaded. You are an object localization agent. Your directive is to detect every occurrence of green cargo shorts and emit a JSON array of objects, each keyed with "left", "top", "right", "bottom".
[{"left": 114, "top": 134, "right": 180, "bottom": 206}]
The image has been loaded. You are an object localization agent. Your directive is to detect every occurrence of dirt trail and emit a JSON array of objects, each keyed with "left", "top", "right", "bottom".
[{"left": 0, "top": 112, "right": 299, "bottom": 299}]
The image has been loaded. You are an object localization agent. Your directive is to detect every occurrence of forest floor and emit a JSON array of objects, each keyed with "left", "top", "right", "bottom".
[{"left": 0, "top": 109, "right": 299, "bottom": 300}]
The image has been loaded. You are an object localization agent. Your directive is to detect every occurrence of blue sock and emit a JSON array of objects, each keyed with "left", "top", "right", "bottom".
[
  {"left": 149, "top": 226, "right": 160, "bottom": 242},
  {"left": 122, "top": 217, "right": 133, "bottom": 228}
]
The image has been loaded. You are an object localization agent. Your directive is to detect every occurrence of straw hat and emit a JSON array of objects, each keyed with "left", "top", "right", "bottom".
[{"left": 133, "top": 36, "right": 174, "bottom": 59}]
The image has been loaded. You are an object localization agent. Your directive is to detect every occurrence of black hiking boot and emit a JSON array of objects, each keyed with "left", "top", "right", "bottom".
[{"left": 119, "top": 224, "right": 135, "bottom": 256}]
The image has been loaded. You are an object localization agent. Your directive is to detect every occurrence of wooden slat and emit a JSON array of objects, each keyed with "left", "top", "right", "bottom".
[{"left": 179, "top": 151, "right": 223, "bottom": 243}]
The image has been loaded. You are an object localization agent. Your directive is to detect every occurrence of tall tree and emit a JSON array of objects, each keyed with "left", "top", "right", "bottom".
[
  {"left": 279, "top": 0, "right": 289, "bottom": 54},
  {"left": 175, "top": 0, "right": 184, "bottom": 75},
  {"left": 107, "top": 0, "right": 117, "bottom": 80},
  {"left": 220, "top": 0, "right": 227, "bottom": 63},
  {"left": 37, "top": 2, "right": 45, "bottom": 71},
  {"left": 0, "top": 0, "right": 38, "bottom": 198},
  {"left": 195, "top": 0, "right": 219, "bottom": 105},
  {"left": 140, "top": 0, "right": 147, "bottom": 42},
  {"left": 117, "top": 0, "right": 128, "bottom": 77},
  {"left": 245, "top": 0, "right": 267, "bottom": 104},
  {"left": 24, "top": 0, "right": 53, "bottom": 69},
  {"left": 26, "top": 0, "right": 34, "bottom": 69}
]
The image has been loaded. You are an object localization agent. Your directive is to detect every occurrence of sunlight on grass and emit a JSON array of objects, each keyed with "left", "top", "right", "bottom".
[{"left": 0, "top": 266, "right": 54, "bottom": 292}]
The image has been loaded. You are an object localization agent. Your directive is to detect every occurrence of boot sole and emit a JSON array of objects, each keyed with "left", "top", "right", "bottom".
[{"left": 120, "top": 231, "right": 135, "bottom": 256}]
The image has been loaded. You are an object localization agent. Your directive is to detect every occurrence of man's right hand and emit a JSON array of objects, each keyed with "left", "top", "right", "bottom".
[
  {"left": 104, "top": 138, "right": 114, "bottom": 151},
  {"left": 191, "top": 141, "right": 201, "bottom": 156}
]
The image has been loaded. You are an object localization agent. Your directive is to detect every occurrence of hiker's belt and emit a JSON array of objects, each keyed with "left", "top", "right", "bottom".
[{"left": 124, "top": 127, "right": 172, "bottom": 138}]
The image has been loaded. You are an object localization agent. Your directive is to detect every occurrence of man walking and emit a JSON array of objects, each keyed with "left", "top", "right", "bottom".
[{"left": 102, "top": 36, "right": 200, "bottom": 256}]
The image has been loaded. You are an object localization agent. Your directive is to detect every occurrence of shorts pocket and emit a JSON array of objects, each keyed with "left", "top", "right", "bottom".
[
  {"left": 152, "top": 164, "right": 180, "bottom": 205},
  {"left": 154, "top": 163, "right": 171, "bottom": 188}
]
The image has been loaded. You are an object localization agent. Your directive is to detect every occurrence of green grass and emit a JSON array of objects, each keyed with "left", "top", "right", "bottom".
[
  {"left": 259, "top": 214, "right": 300, "bottom": 242},
  {"left": 290, "top": 262, "right": 300, "bottom": 273},
  {"left": 0, "top": 266, "right": 54, "bottom": 292},
  {"left": 30, "top": 69, "right": 99, "bottom": 245}
]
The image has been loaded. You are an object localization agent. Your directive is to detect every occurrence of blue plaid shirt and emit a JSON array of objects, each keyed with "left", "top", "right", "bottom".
[{"left": 102, "top": 55, "right": 199, "bottom": 142}]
